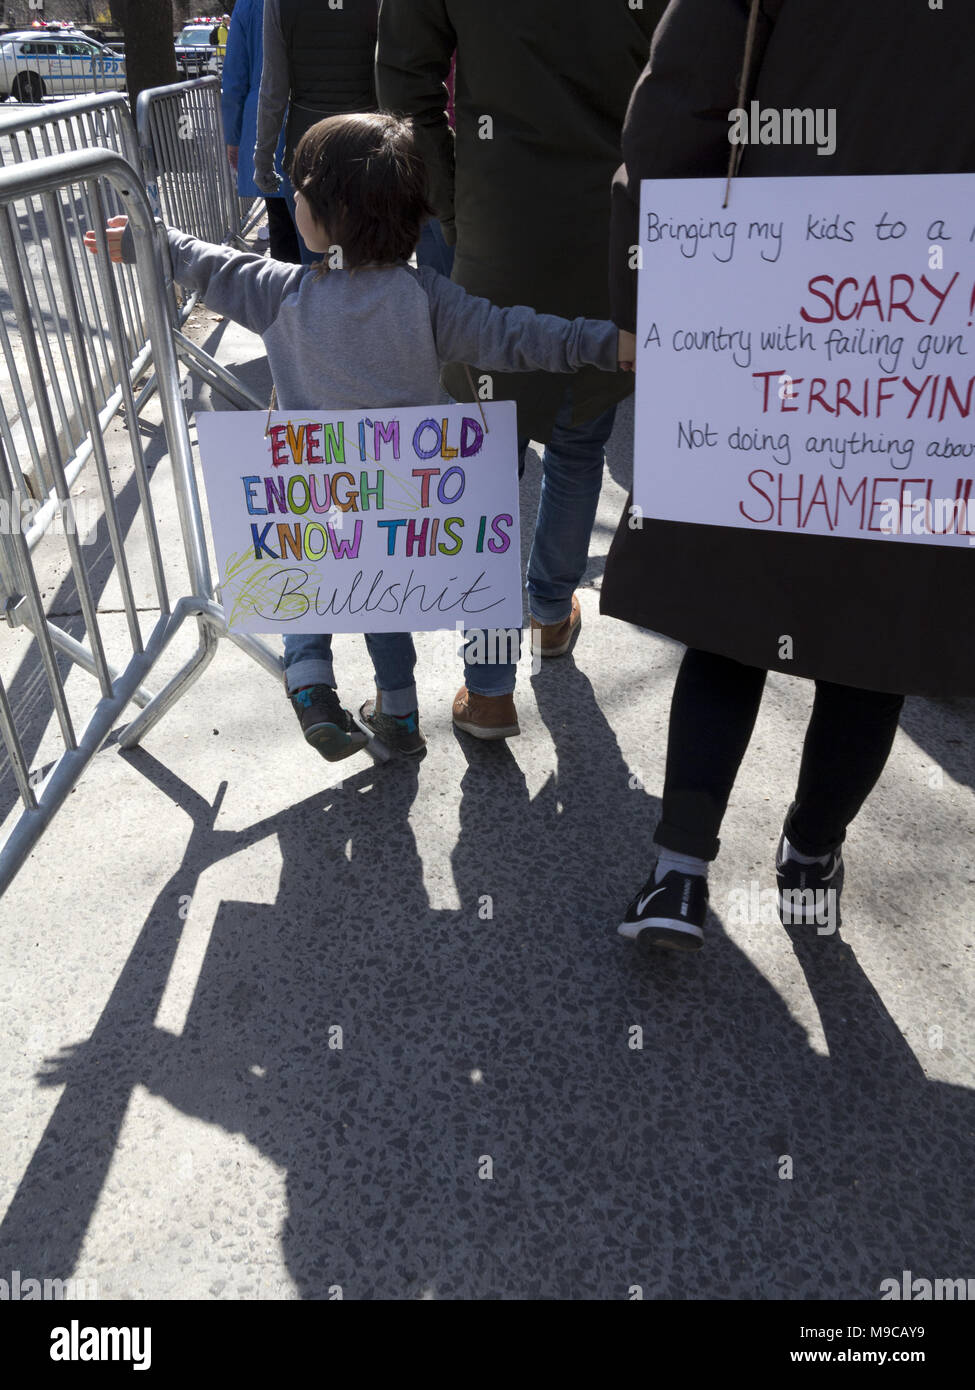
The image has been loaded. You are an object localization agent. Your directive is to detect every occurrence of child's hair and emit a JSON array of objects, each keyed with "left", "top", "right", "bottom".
[{"left": 290, "top": 112, "right": 434, "bottom": 268}]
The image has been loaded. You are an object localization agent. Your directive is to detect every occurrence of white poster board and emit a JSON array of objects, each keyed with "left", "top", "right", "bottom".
[
  {"left": 196, "top": 401, "right": 523, "bottom": 633},
  {"left": 634, "top": 174, "right": 975, "bottom": 545}
]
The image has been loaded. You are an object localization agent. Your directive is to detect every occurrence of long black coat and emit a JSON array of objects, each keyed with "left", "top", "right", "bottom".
[
  {"left": 376, "top": 0, "right": 665, "bottom": 442},
  {"left": 600, "top": 0, "right": 975, "bottom": 696}
]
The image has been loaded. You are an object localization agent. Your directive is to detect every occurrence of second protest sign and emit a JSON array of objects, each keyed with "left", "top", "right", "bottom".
[{"left": 633, "top": 172, "right": 975, "bottom": 546}]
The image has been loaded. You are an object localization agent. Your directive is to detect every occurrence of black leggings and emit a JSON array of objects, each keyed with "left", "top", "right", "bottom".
[{"left": 655, "top": 649, "right": 905, "bottom": 861}]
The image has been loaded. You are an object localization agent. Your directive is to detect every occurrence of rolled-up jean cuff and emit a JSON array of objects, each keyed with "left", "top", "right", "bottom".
[
  {"left": 378, "top": 684, "right": 418, "bottom": 717},
  {"left": 529, "top": 597, "right": 573, "bottom": 626},
  {"left": 653, "top": 823, "right": 721, "bottom": 862},
  {"left": 284, "top": 658, "right": 334, "bottom": 693},
  {"left": 464, "top": 675, "right": 517, "bottom": 698}
]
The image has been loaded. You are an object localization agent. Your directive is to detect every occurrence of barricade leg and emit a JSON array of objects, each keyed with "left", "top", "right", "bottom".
[
  {"left": 174, "top": 330, "right": 266, "bottom": 410},
  {"left": 117, "top": 605, "right": 220, "bottom": 749}
]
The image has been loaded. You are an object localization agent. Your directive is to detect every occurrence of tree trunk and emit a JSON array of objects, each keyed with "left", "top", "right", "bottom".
[{"left": 110, "top": 0, "right": 178, "bottom": 110}]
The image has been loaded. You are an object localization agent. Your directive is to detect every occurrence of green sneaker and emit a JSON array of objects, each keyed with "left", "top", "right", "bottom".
[
  {"left": 289, "top": 683, "right": 368, "bottom": 762},
  {"left": 357, "top": 694, "right": 426, "bottom": 756}
]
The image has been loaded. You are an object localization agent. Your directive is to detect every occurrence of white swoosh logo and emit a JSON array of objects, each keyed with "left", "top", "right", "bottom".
[{"left": 636, "top": 885, "right": 667, "bottom": 915}]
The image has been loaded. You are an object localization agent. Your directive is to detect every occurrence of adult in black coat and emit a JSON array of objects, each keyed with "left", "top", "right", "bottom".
[
  {"left": 377, "top": 0, "right": 662, "bottom": 736},
  {"left": 602, "top": 0, "right": 975, "bottom": 951}
]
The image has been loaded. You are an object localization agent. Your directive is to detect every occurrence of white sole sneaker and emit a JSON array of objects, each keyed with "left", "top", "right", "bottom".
[
  {"left": 618, "top": 868, "right": 708, "bottom": 953},
  {"left": 621, "top": 918, "right": 704, "bottom": 952},
  {"left": 452, "top": 716, "right": 521, "bottom": 740}
]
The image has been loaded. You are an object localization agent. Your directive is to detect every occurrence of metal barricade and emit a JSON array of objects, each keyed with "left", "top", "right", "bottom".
[
  {"left": 136, "top": 75, "right": 264, "bottom": 409},
  {"left": 0, "top": 147, "right": 284, "bottom": 897},
  {"left": 0, "top": 88, "right": 260, "bottom": 553},
  {"left": 0, "top": 93, "right": 153, "bottom": 508},
  {"left": 137, "top": 76, "right": 242, "bottom": 297}
]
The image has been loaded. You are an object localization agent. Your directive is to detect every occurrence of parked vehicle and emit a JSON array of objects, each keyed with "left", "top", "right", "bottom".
[
  {"left": 174, "top": 23, "right": 220, "bottom": 78},
  {"left": 0, "top": 28, "right": 126, "bottom": 102}
]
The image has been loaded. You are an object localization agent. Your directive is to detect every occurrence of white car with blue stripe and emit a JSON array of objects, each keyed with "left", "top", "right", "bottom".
[{"left": 0, "top": 30, "right": 126, "bottom": 103}]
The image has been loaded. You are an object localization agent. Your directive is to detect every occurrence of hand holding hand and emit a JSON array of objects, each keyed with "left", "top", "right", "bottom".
[{"left": 83, "top": 214, "right": 128, "bottom": 263}]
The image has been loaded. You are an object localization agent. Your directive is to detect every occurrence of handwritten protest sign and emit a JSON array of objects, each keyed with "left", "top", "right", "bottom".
[
  {"left": 634, "top": 174, "right": 975, "bottom": 545},
  {"left": 196, "top": 401, "right": 522, "bottom": 633}
]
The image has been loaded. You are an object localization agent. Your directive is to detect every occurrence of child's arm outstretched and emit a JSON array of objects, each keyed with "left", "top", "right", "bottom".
[
  {"left": 418, "top": 266, "right": 636, "bottom": 374},
  {"left": 84, "top": 215, "right": 306, "bottom": 338}
]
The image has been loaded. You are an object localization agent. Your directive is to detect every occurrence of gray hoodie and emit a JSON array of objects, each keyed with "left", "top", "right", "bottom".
[{"left": 134, "top": 228, "right": 620, "bottom": 412}]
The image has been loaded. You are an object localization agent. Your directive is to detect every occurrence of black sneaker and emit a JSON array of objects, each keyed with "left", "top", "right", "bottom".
[
  {"left": 775, "top": 833, "right": 844, "bottom": 931},
  {"left": 618, "top": 869, "right": 708, "bottom": 952},
  {"left": 289, "top": 683, "right": 368, "bottom": 762},
  {"left": 356, "top": 696, "right": 426, "bottom": 756}
]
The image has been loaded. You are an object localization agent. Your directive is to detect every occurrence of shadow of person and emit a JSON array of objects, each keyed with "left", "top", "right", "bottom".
[
  {"left": 0, "top": 759, "right": 233, "bottom": 1282},
  {"left": 128, "top": 752, "right": 478, "bottom": 1299},
  {"left": 433, "top": 659, "right": 975, "bottom": 1297},
  {"left": 3, "top": 686, "right": 973, "bottom": 1299},
  {"left": 0, "top": 747, "right": 441, "bottom": 1296}
]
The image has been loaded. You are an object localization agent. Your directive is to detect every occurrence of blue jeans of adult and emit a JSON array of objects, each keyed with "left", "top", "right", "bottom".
[
  {"left": 463, "top": 387, "right": 618, "bottom": 697},
  {"left": 283, "top": 631, "right": 418, "bottom": 716},
  {"left": 280, "top": 183, "right": 326, "bottom": 268},
  {"left": 416, "top": 219, "right": 455, "bottom": 277}
]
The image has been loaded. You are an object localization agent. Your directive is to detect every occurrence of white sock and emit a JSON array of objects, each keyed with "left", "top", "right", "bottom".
[
  {"left": 654, "top": 848, "right": 709, "bottom": 881},
  {"left": 782, "top": 834, "right": 831, "bottom": 866},
  {"left": 618, "top": 847, "right": 709, "bottom": 940}
]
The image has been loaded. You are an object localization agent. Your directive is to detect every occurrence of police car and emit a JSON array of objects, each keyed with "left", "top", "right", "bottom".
[
  {"left": 174, "top": 22, "right": 221, "bottom": 78},
  {"left": 0, "top": 29, "right": 126, "bottom": 102}
]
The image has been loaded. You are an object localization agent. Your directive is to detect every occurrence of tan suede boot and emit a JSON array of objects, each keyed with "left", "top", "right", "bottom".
[
  {"left": 530, "top": 593, "right": 581, "bottom": 658},
  {"left": 452, "top": 686, "right": 520, "bottom": 739}
]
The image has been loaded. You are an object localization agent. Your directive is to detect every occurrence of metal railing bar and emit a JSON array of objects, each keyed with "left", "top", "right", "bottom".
[
  {"left": 89, "top": 178, "right": 170, "bottom": 616},
  {"left": 0, "top": 307, "right": 47, "bottom": 490},
  {"left": 0, "top": 438, "right": 78, "bottom": 748},
  {"left": 0, "top": 674, "right": 37, "bottom": 812},
  {"left": 44, "top": 187, "right": 143, "bottom": 654},
  {"left": 11, "top": 131, "right": 83, "bottom": 453},
  {"left": 0, "top": 201, "right": 113, "bottom": 697}
]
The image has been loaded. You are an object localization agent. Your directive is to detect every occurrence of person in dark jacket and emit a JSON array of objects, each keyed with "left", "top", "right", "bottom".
[
  {"left": 254, "top": 0, "right": 379, "bottom": 261},
  {"left": 222, "top": 0, "right": 299, "bottom": 263},
  {"left": 377, "top": 0, "right": 661, "bottom": 739},
  {"left": 603, "top": 0, "right": 975, "bottom": 952}
]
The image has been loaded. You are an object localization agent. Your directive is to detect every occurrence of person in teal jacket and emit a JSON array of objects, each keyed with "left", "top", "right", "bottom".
[{"left": 221, "top": 0, "right": 300, "bottom": 263}]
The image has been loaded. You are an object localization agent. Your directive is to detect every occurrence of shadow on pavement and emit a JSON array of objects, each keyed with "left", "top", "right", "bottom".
[
  {"left": 1, "top": 660, "right": 971, "bottom": 1298},
  {"left": 898, "top": 695, "right": 975, "bottom": 795}
]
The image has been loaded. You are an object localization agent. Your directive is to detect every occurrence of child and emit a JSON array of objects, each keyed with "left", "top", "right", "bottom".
[{"left": 86, "top": 112, "right": 635, "bottom": 761}]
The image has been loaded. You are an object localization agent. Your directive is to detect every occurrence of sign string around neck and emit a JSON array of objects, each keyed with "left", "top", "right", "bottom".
[{"left": 723, "top": 0, "right": 763, "bottom": 208}]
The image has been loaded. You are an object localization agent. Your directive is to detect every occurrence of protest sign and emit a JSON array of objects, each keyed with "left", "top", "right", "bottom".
[
  {"left": 634, "top": 174, "right": 975, "bottom": 545},
  {"left": 196, "top": 401, "right": 522, "bottom": 633}
]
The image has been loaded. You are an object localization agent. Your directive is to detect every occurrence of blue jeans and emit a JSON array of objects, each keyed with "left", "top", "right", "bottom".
[
  {"left": 283, "top": 631, "right": 418, "bottom": 716},
  {"left": 416, "top": 219, "right": 456, "bottom": 277},
  {"left": 463, "top": 387, "right": 618, "bottom": 696},
  {"left": 280, "top": 183, "right": 325, "bottom": 268}
]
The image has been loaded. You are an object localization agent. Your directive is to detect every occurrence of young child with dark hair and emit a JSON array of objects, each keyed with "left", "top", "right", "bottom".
[{"left": 87, "top": 112, "right": 634, "bottom": 761}]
